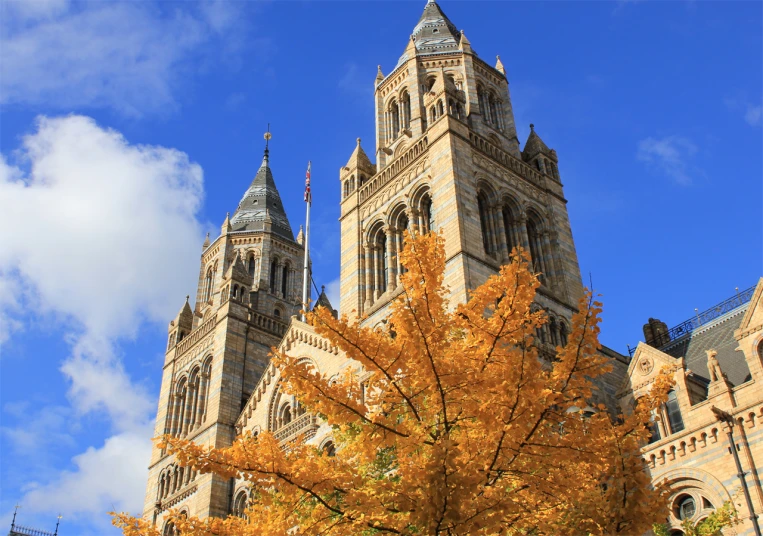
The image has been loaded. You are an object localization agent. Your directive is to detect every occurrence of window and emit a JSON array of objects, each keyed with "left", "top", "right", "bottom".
[
  {"left": 274, "top": 308, "right": 281, "bottom": 318},
  {"left": 270, "top": 260, "right": 277, "bottom": 293},
  {"left": 665, "top": 390, "right": 684, "bottom": 434},
  {"left": 677, "top": 495, "right": 695, "bottom": 520},
  {"left": 281, "top": 264, "right": 289, "bottom": 296},
  {"left": 233, "top": 490, "right": 248, "bottom": 518},
  {"left": 248, "top": 255, "right": 256, "bottom": 277},
  {"left": 322, "top": 441, "right": 336, "bottom": 457},
  {"left": 477, "top": 191, "right": 493, "bottom": 256}
]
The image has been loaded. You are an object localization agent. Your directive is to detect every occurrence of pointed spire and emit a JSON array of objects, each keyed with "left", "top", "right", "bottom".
[
  {"left": 314, "top": 284, "right": 338, "bottom": 318},
  {"left": 522, "top": 123, "right": 552, "bottom": 162},
  {"left": 376, "top": 65, "right": 384, "bottom": 82},
  {"left": 409, "top": 0, "right": 461, "bottom": 56},
  {"left": 229, "top": 127, "right": 295, "bottom": 240},
  {"left": 345, "top": 137, "right": 374, "bottom": 172},
  {"left": 202, "top": 232, "right": 210, "bottom": 249},
  {"left": 495, "top": 55, "right": 506, "bottom": 76},
  {"left": 222, "top": 212, "right": 232, "bottom": 234},
  {"left": 296, "top": 224, "right": 305, "bottom": 245}
]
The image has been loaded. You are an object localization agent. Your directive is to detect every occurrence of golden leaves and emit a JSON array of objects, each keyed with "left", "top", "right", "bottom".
[{"left": 113, "top": 231, "right": 670, "bottom": 536}]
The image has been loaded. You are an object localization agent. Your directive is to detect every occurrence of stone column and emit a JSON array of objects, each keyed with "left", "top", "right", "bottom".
[
  {"left": 364, "top": 244, "right": 373, "bottom": 309},
  {"left": 372, "top": 246, "right": 381, "bottom": 300},
  {"left": 518, "top": 214, "right": 531, "bottom": 255},
  {"left": 386, "top": 227, "right": 396, "bottom": 290}
]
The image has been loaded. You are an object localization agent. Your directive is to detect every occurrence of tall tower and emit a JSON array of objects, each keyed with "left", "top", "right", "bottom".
[
  {"left": 142, "top": 140, "right": 304, "bottom": 525},
  {"left": 339, "top": 0, "right": 585, "bottom": 344}
]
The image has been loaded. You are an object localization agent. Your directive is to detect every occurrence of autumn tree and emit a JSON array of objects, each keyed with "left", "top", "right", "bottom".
[{"left": 114, "top": 231, "right": 674, "bottom": 536}]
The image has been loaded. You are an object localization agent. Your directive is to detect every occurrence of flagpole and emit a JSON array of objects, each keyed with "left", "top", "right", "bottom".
[{"left": 301, "top": 161, "right": 311, "bottom": 321}]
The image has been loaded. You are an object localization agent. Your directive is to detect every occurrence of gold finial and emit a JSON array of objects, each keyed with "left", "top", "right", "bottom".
[{"left": 264, "top": 123, "right": 272, "bottom": 148}]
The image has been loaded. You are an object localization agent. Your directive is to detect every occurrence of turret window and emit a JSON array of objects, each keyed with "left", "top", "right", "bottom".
[
  {"left": 270, "top": 259, "right": 278, "bottom": 293},
  {"left": 665, "top": 390, "right": 684, "bottom": 434}
]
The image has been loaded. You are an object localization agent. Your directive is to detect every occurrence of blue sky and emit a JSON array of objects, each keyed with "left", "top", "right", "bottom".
[{"left": 0, "top": 0, "right": 760, "bottom": 534}]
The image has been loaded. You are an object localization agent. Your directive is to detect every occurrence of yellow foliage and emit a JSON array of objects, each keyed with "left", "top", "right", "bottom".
[{"left": 113, "top": 231, "right": 672, "bottom": 535}]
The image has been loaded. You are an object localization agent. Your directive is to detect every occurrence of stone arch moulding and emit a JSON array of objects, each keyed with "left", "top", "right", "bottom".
[{"left": 654, "top": 467, "right": 733, "bottom": 508}]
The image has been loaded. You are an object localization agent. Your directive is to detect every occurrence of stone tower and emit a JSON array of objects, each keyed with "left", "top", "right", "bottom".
[
  {"left": 142, "top": 142, "right": 304, "bottom": 525},
  {"left": 339, "top": 0, "right": 585, "bottom": 345}
]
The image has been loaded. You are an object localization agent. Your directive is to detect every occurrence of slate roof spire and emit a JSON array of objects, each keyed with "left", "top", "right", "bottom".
[
  {"left": 522, "top": 123, "right": 552, "bottom": 161},
  {"left": 230, "top": 128, "right": 295, "bottom": 240},
  {"left": 409, "top": 0, "right": 461, "bottom": 56}
]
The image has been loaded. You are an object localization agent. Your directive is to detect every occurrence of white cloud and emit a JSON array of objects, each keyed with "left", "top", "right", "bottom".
[
  {"left": 724, "top": 96, "right": 762, "bottom": 128},
  {"left": 0, "top": 1, "right": 243, "bottom": 116},
  {"left": 0, "top": 115, "right": 205, "bottom": 522},
  {"left": 637, "top": 135, "right": 698, "bottom": 186},
  {"left": 744, "top": 105, "right": 762, "bottom": 127},
  {"left": 18, "top": 426, "right": 153, "bottom": 532}
]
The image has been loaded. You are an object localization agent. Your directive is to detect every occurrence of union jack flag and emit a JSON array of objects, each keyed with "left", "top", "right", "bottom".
[{"left": 304, "top": 161, "right": 312, "bottom": 204}]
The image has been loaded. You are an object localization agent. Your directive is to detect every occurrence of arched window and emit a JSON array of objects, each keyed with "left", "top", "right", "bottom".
[
  {"left": 280, "top": 404, "right": 292, "bottom": 426},
  {"left": 232, "top": 285, "right": 239, "bottom": 300},
  {"left": 421, "top": 194, "right": 433, "bottom": 233},
  {"left": 665, "top": 391, "right": 684, "bottom": 434},
  {"left": 376, "top": 228, "right": 388, "bottom": 295},
  {"left": 163, "top": 522, "right": 176, "bottom": 536},
  {"left": 559, "top": 322, "right": 568, "bottom": 346},
  {"left": 526, "top": 214, "right": 548, "bottom": 284},
  {"left": 757, "top": 340, "right": 763, "bottom": 368},
  {"left": 248, "top": 255, "right": 256, "bottom": 278},
  {"left": 502, "top": 204, "right": 518, "bottom": 254},
  {"left": 203, "top": 268, "right": 213, "bottom": 302},
  {"left": 270, "top": 259, "right": 278, "bottom": 293},
  {"left": 401, "top": 90, "right": 411, "bottom": 130},
  {"left": 323, "top": 441, "right": 336, "bottom": 457},
  {"left": 676, "top": 495, "right": 696, "bottom": 520},
  {"left": 388, "top": 99, "right": 400, "bottom": 141},
  {"left": 437, "top": 99, "right": 444, "bottom": 118},
  {"left": 281, "top": 264, "right": 289, "bottom": 297},
  {"left": 477, "top": 191, "right": 493, "bottom": 256},
  {"left": 426, "top": 75, "right": 436, "bottom": 92},
  {"left": 233, "top": 490, "right": 248, "bottom": 518},
  {"left": 274, "top": 308, "right": 281, "bottom": 318}
]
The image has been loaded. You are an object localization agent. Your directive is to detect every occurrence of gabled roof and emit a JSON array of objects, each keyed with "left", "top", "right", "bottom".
[
  {"left": 410, "top": 0, "right": 461, "bottom": 56},
  {"left": 230, "top": 147, "right": 294, "bottom": 240}
]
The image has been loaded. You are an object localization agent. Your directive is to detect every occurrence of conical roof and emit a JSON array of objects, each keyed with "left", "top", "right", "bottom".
[
  {"left": 230, "top": 147, "right": 294, "bottom": 240},
  {"left": 345, "top": 138, "right": 374, "bottom": 171},
  {"left": 313, "top": 285, "right": 338, "bottom": 318},
  {"left": 522, "top": 124, "right": 551, "bottom": 161},
  {"left": 410, "top": 0, "right": 461, "bottom": 56}
]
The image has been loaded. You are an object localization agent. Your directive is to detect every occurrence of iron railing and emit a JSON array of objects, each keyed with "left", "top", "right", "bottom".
[
  {"left": 627, "top": 285, "right": 755, "bottom": 357},
  {"left": 11, "top": 526, "right": 56, "bottom": 536}
]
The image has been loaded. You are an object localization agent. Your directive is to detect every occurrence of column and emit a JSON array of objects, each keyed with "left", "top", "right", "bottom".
[
  {"left": 188, "top": 380, "right": 199, "bottom": 432},
  {"left": 364, "top": 244, "right": 373, "bottom": 308},
  {"left": 386, "top": 227, "right": 396, "bottom": 290},
  {"left": 396, "top": 228, "right": 405, "bottom": 284},
  {"left": 195, "top": 374, "right": 208, "bottom": 427},
  {"left": 540, "top": 231, "right": 554, "bottom": 288},
  {"left": 372, "top": 246, "right": 380, "bottom": 300}
]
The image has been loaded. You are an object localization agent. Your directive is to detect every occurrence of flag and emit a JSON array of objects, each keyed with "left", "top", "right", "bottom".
[{"left": 304, "top": 161, "right": 312, "bottom": 204}]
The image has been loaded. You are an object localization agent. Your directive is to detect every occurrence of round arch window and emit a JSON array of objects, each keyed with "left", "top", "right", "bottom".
[{"left": 677, "top": 495, "right": 696, "bottom": 520}]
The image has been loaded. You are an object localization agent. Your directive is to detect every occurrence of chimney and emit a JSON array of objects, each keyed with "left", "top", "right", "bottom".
[{"left": 643, "top": 317, "right": 670, "bottom": 348}]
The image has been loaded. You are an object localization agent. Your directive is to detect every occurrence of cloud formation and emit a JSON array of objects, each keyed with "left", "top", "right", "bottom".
[
  {"left": 724, "top": 96, "right": 762, "bottom": 127},
  {"left": 0, "top": 0, "right": 244, "bottom": 116},
  {"left": 0, "top": 115, "right": 205, "bottom": 522},
  {"left": 637, "top": 135, "right": 698, "bottom": 186}
]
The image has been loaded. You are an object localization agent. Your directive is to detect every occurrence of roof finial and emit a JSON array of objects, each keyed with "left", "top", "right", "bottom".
[
  {"left": 357, "top": 137, "right": 361, "bottom": 145},
  {"left": 11, "top": 504, "right": 20, "bottom": 530},
  {"left": 530, "top": 123, "right": 535, "bottom": 131},
  {"left": 185, "top": 295, "right": 190, "bottom": 303},
  {"left": 54, "top": 514, "right": 62, "bottom": 536},
  {"left": 263, "top": 124, "right": 272, "bottom": 162}
]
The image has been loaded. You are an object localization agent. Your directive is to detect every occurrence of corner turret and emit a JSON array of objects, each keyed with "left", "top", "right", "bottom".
[{"left": 522, "top": 124, "right": 560, "bottom": 181}]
